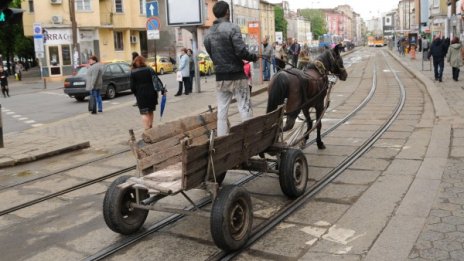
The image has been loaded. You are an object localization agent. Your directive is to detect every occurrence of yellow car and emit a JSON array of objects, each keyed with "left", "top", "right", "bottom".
[
  {"left": 198, "top": 53, "right": 214, "bottom": 75},
  {"left": 148, "top": 56, "right": 174, "bottom": 75}
]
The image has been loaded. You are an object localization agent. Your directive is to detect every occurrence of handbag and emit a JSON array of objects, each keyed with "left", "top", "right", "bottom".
[
  {"left": 176, "top": 71, "right": 183, "bottom": 82},
  {"left": 149, "top": 67, "right": 163, "bottom": 92},
  {"left": 88, "top": 94, "right": 96, "bottom": 113}
]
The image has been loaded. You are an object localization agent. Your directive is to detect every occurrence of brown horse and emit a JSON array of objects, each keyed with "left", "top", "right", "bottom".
[{"left": 266, "top": 44, "right": 348, "bottom": 149}]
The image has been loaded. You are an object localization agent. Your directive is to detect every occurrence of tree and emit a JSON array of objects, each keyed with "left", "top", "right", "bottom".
[
  {"left": 274, "top": 6, "right": 287, "bottom": 41},
  {"left": 298, "top": 9, "right": 327, "bottom": 40},
  {"left": 0, "top": 0, "right": 34, "bottom": 72}
]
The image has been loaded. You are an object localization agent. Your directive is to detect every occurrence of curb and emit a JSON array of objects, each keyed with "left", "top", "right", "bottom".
[{"left": 0, "top": 141, "right": 90, "bottom": 168}]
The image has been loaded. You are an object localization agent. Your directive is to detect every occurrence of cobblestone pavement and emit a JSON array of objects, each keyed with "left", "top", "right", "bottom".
[{"left": 389, "top": 50, "right": 464, "bottom": 260}]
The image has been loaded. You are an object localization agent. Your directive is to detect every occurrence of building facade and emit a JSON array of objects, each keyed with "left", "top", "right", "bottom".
[
  {"left": 260, "top": 0, "right": 276, "bottom": 43},
  {"left": 22, "top": 0, "right": 176, "bottom": 77}
]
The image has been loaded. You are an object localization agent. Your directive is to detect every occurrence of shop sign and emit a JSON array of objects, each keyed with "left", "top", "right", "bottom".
[
  {"left": 79, "top": 30, "right": 96, "bottom": 41},
  {"left": 43, "top": 28, "right": 72, "bottom": 45}
]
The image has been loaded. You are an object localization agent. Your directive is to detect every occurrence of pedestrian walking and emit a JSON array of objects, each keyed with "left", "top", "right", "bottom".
[
  {"left": 271, "top": 42, "right": 277, "bottom": 74},
  {"left": 261, "top": 37, "right": 272, "bottom": 81},
  {"left": 297, "top": 44, "right": 311, "bottom": 69},
  {"left": 422, "top": 36, "right": 430, "bottom": 56},
  {"left": 428, "top": 36, "right": 446, "bottom": 82},
  {"left": 15, "top": 62, "right": 23, "bottom": 81},
  {"left": 130, "top": 56, "right": 164, "bottom": 130},
  {"left": 447, "top": 36, "right": 464, "bottom": 81},
  {"left": 0, "top": 67, "right": 10, "bottom": 97},
  {"left": 274, "top": 43, "right": 288, "bottom": 71},
  {"left": 204, "top": 0, "right": 258, "bottom": 137},
  {"left": 187, "top": 49, "right": 195, "bottom": 86},
  {"left": 410, "top": 45, "right": 416, "bottom": 60},
  {"left": 85, "top": 55, "right": 104, "bottom": 114},
  {"left": 131, "top": 52, "right": 140, "bottom": 107},
  {"left": 174, "top": 48, "right": 191, "bottom": 96},
  {"left": 289, "top": 38, "right": 300, "bottom": 67}
]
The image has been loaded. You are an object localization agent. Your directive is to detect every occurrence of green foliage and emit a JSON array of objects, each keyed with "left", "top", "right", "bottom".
[
  {"left": 0, "top": 0, "right": 34, "bottom": 63},
  {"left": 298, "top": 9, "right": 327, "bottom": 40},
  {"left": 274, "top": 6, "right": 287, "bottom": 40}
]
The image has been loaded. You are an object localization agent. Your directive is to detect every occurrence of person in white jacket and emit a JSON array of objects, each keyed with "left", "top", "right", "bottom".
[{"left": 174, "top": 48, "right": 191, "bottom": 96}]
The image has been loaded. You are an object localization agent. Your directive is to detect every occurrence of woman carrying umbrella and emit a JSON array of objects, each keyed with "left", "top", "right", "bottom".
[{"left": 130, "top": 56, "right": 164, "bottom": 130}]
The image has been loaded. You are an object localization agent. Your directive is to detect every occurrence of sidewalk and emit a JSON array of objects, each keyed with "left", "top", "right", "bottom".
[
  {"left": 365, "top": 49, "right": 464, "bottom": 260},
  {"left": 0, "top": 77, "right": 268, "bottom": 168}
]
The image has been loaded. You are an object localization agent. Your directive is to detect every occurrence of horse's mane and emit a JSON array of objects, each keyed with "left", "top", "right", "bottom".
[{"left": 266, "top": 71, "right": 289, "bottom": 113}]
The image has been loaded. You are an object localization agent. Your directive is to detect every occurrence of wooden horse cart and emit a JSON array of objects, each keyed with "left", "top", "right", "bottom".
[{"left": 102, "top": 105, "right": 309, "bottom": 251}]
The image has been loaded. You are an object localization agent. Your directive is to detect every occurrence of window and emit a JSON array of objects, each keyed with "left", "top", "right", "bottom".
[
  {"left": 28, "top": 0, "right": 34, "bottom": 12},
  {"left": 120, "top": 63, "right": 130, "bottom": 73},
  {"left": 433, "top": 0, "right": 439, "bottom": 8},
  {"left": 62, "top": 45, "right": 71, "bottom": 66},
  {"left": 115, "top": 0, "right": 123, "bottom": 13},
  {"left": 114, "top": 31, "right": 124, "bottom": 51},
  {"left": 109, "top": 64, "right": 124, "bottom": 74},
  {"left": 139, "top": 0, "right": 146, "bottom": 15},
  {"left": 76, "top": 0, "right": 91, "bottom": 11}
]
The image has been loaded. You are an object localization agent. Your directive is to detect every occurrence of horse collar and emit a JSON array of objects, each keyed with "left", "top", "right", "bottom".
[{"left": 314, "top": 60, "right": 328, "bottom": 76}]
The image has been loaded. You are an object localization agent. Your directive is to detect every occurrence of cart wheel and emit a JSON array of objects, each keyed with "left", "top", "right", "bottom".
[
  {"left": 103, "top": 175, "right": 149, "bottom": 235},
  {"left": 279, "top": 148, "right": 308, "bottom": 198},
  {"left": 210, "top": 185, "right": 253, "bottom": 251}
]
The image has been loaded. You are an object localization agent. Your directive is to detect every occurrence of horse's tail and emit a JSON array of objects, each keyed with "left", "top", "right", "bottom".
[{"left": 266, "top": 72, "right": 289, "bottom": 113}]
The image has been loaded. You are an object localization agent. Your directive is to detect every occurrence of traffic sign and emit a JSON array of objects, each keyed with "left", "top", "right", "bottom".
[
  {"left": 147, "top": 30, "right": 160, "bottom": 40},
  {"left": 33, "top": 35, "right": 44, "bottom": 53},
  {"left": 146, "top": 17, "right": 160, "bottom": 31},
  {"left": 145, "top": 1, "right": 159, "bottom": 17},
  {"left": 33, "top": 23, "right": 42, "bottom": 35}
]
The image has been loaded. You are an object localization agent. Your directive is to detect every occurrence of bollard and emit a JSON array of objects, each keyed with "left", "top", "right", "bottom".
[
  {"left": 43, "top": 78, "right": 47, "bottom": 89},
  {"left": 0, "top": 104, "right": 3, "bottom": 148}
]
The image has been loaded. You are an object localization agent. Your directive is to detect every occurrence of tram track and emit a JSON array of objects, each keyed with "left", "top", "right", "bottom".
[
  {"left": 214, "top": 50, "right": 406, "bottom": 260},
  {"left": 84, "top": 50, "right": 383, "bottom": 260}
]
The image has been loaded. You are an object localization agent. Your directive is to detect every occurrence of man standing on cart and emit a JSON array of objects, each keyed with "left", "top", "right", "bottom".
[{"left": 204, "top": 1, "right": 258, "bottom": 137}]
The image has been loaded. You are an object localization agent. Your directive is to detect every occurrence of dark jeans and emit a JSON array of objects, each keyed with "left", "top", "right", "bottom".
[
  {"left": 433, "top": 58, "right": 444, "bottom": 80},
  {"left": 90, "top": 89, "right": 103, "bottom": 112},
  {"left": 177, "top": 77, "right": 192, "bottom": 94},
  {"left": 452, "top": 67, "right": 460, "bottom": 80}
]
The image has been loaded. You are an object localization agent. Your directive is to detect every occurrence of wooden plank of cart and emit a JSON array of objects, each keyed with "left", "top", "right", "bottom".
[{"left": 102, "top": 105, "right": 309, "bottom": 251}]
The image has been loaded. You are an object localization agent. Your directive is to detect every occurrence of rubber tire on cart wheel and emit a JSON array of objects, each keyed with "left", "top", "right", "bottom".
[
  {"left": 279, "top": 148, "right": 308, "bottom": 198},
  {"left": 210, "top": 185, "right": 253, "bottom": 251},
  {"left": 103, "top": 175, "right": 149, "bottom": 235},
  {"left": 106, "top": 85, "right": 116, "bottom": 99}
]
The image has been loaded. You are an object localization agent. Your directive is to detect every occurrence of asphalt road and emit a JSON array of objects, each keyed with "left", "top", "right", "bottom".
[{"left": 1, "top": 72, "right": 217, "bottom": 134}]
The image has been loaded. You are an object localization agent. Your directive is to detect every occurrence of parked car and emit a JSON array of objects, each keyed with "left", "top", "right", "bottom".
[
  {"left": 198, "top": 53, "right": 214, "bottom": 75},
  {"left": 63, "top": 61, "right": 131, "bottom": 101},
  {"left": 147, "top": 56, "right": 174, "bottom": 75}
]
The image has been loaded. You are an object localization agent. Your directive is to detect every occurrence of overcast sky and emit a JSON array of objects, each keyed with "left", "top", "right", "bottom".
[{"left": 266, "top": 0, "right": 399, "bottom": 19}]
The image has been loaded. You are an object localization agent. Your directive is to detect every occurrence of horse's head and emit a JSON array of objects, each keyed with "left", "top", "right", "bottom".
[{"left": 319, "top": 44, "right": 348, "bottom": 81}]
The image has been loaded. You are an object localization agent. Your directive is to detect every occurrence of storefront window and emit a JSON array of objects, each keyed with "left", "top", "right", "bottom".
[
  {"left": 49, "top": 46, "right": 60, "bottom": 66},
  {"left": 139, "top": 0, "right": 146, "bottom": 14},
  {"left": 62, "top": 45, "right": 71, "bottom": 66}
]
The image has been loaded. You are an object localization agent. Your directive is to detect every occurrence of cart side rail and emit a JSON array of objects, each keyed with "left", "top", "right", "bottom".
[
  {"left": 130, "top": 111, "right": 217, "bottom": 175},
  {"left": 181, "top": 106, "right": 284, "bottom": 190}
]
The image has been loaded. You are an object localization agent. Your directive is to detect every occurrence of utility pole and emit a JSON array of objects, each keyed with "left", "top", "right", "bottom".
[{"left": 69, "top": 0, "right": 80, "bottom": 71}]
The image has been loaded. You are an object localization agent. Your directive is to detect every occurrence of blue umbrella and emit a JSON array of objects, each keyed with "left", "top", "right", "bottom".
[{"left": 160, "top": 87, "right": 167, "bottom": 119}]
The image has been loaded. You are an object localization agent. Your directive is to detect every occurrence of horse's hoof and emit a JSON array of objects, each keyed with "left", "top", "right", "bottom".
[{"left": 317, "top": 143, "right": 326, "bottom": 150}]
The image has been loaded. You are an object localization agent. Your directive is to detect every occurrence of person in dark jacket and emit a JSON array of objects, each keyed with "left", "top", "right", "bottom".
[
  {"left": 428, "top": 36, "right": 446, "bottom": 82},
  {"left": 130, "top": 56, "right": 162, "bottom": 130},
  {"left": 203, "top": 1, "right": 258, "bottom": 136},
  {"left": 0, "top": 67, "right": 9, "bottom": 97}
]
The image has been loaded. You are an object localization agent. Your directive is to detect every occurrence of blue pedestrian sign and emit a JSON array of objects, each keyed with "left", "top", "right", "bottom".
[{"left": 146, "top": 1, "right": 159, "bottom": 17}]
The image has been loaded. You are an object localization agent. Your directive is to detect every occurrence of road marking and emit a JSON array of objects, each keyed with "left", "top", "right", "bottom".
[{"left": 1, "top": 106, "right": 42, "bottom": 128}]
